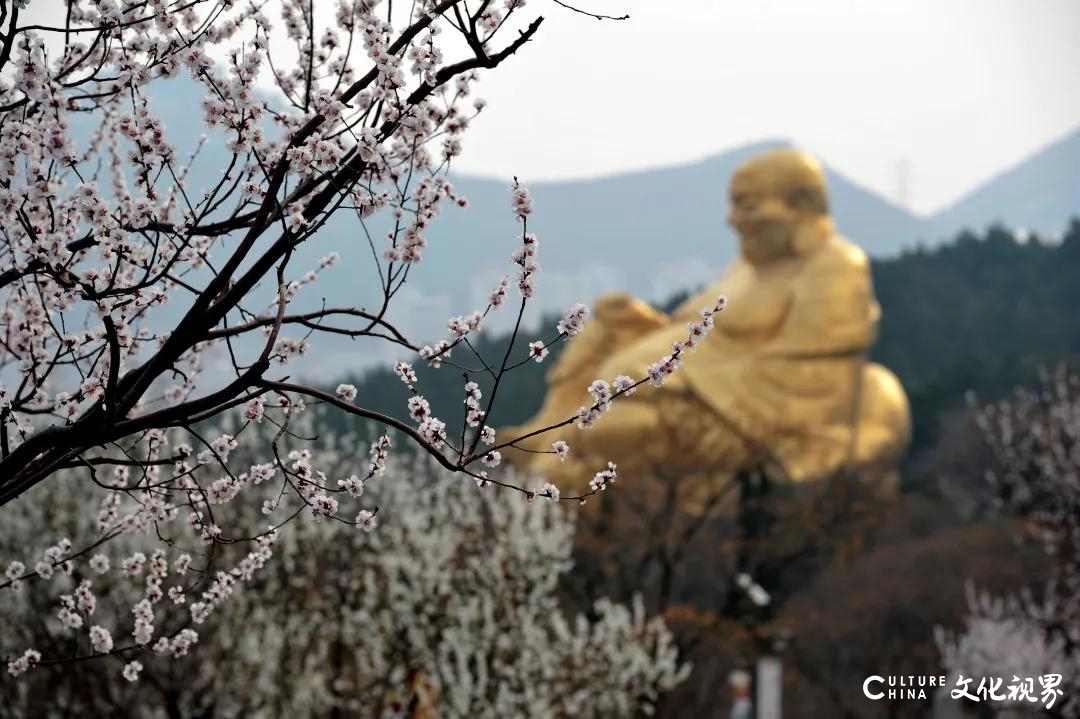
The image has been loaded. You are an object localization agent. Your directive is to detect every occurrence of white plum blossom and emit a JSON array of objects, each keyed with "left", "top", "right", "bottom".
[
  {"left": 170, "top": 629, "right": 200, "bottom": 657},
  {"left": 393, "top": 362, "right": 417, "bottom": 384},
  {"left": 34, "top": 561, "right": 53, "bottom": 580},
  {"left": 464, "top": 381, "right": 482, "bottom": 408},
  {"left": 588, "top": 379, "right": 613, "bottom": 409},
  {"left": 367, "top": 435, "right": 392, "bottom": 476},
  {"left": 355, "top": 510, "right": 378, "bottom": 532},
  {"left": 6, "top": 561, "right": 25, "bottom": 582},
  {"left": 558, "top": 303, "right": 590, "bottom": 337},
  {"left": 937, "top": 366, "right": 1080, "bottom": 716},
  {"left": 174, "top": 555, "right": 192, "bottom": 575},
  {"left": 76, "top": 581, "right": 97, "bottom": 616},
  {"left": 242, "top": 397, "right": 265, "bottom": 423},
  {"left": 335, "top": 384, "right": 358, "bottom": 402},
  {"left": 58, "top": 598, "right": 83, "bottom": 629},
  {"left": 589, "top": 462, "right": 618, "bottom": 492},
  {"left": 248, "top": 463, "right": 276, "bottom": 485},
  {"left": 1, "top": 417, "right": 687, "bottom": 713},
  {"left": 337, "top": 475, "right": 364, "bottom": 498},
  {"left": 613, "top": 374, "right": 636, "bottom": 396},
  {"left": 0, "top": 0, "right": 719, "bottom": 693},
  {"left": 6, "top": 649, "right": 40, "bottom": 678},
  {"left": 552, "top": 440, "right": 570, "bottom": 460},
  {"left": 511, "top": 181, "right": 534, "bottom": 220},
  {"left": 122, "top": 661, "right": 143, "bottom": 682},
  {"left": 489, "top": 278, "right": 510, "bottom": 307},
  {"left": 448, "top": 312, "right": 483, "bottom": 338},
  {"left": 89, "top": 626, "right": 113, "bottom": 654},
  {"left": 408, "top": 396, "right": 431, "bottom": 422},
  {"left": 308, "top": 493, "right": 339, "bottom": 522},
  {"left": 537, "top": 482, "right": 560, "bottom": 501},
  {"left": 418, "top": 418, "right": 446, "bottom": 449}
]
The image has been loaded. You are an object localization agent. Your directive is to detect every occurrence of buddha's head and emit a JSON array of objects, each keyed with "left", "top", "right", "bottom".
[{"left": 728, "top": 148, "right": 830, "bottom": 266}]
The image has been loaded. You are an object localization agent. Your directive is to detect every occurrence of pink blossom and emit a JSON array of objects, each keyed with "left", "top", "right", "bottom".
[
  {"left": 355, "top": 510, "right": 378, "bottom": 532},
  {"left": 589, "top": 462, "right": 618, "bottom": 492},
  {"left": 89, "top": 625, "right": 113, "bottom": 654},
  {"left": 338, "top": 475, "right": 365, "bottom": 498},
  {"left": 511, "top": 181, "right": 534, "bottom": 220},
  {"left": 558, "top": 304, "right": 589, "bottom": 337},
  {"left": 242, "top": 397, "right": 265, "bottom": 423},
  {"left": 552, "top": 440, "right": 569, "bottom": 460},
  {"left": 122, "top": 661, "right": 143, "bottom": 682}
]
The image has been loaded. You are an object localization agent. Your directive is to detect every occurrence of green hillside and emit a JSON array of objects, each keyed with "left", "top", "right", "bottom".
[{"left": 871, "top": 218, "right": 1080, "bottom": 451}]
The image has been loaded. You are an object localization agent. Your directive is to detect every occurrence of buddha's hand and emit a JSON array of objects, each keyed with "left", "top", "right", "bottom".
[
  {"left": 548, "top": 293, "right": 669, "bottom": 386},
  {"left": 594, "top": 292, "right": 669, "bottom": 329}
]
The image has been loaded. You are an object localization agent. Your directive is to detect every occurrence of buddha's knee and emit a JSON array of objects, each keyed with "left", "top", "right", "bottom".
[
  {"left": 575, "top": 399, "right": 663, "bottom": 459},
  {"left": 855, "top": 363, "right": 912, "bottom": 465}
]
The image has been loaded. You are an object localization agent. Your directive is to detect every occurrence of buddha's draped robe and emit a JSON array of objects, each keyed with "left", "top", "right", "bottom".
[{"left": 504, "top": 229, "right": 910, "bottom": 491}]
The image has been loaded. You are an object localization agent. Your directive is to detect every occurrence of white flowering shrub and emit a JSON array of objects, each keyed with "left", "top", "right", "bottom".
[
  {"left": 938, "top": 584, "right": 1069, "bottom": 707},
  {"left": 1, "top": 420, "right": 688, "bottom": 716},
  {"left": 0, "top": 0, "right": 723, "bottom": 690},
  {"left": 937, "top": 366, "right": 1080, "bottom": 717}
]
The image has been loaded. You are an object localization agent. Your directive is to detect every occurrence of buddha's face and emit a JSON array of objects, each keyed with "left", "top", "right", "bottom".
[{"left": 727, "top": 172, "right": 801, "bottom": 266}]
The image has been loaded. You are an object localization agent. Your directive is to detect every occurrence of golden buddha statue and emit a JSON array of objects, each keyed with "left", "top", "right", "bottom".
[{"left": 503, "top": 148, "right": 911, "bottom": 496}]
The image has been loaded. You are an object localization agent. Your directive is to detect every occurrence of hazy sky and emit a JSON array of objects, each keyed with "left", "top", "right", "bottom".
[
  {"left": 19, "top": 0, "right": 1080, "bottom": 215},
  {"left": 450, "top": 0, "right": 1080, "bottom": 216}
]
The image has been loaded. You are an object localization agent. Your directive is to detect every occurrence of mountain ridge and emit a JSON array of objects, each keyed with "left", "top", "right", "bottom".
[
  {"left": 926, "top": 126, "right": 1080, "bottom": 239},
  {"left": 65, "top": 77, "right": 1079, "bottom": 375}
]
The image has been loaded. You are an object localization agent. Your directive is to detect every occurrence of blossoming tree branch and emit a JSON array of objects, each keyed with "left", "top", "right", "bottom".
[{"left": 0, "top": 0, "right": 723, "bottom": 680}]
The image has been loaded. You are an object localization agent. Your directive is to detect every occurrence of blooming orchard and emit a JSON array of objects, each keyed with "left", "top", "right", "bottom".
[
  {"left": 937, "top": 366, "right": 1080, "bottom": 717},
  {"left": 0, "top": 0, "right": 722, "bottom": 694},
  {"left": 1, "top": 426, "right": 688, "bottom": 716}
]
